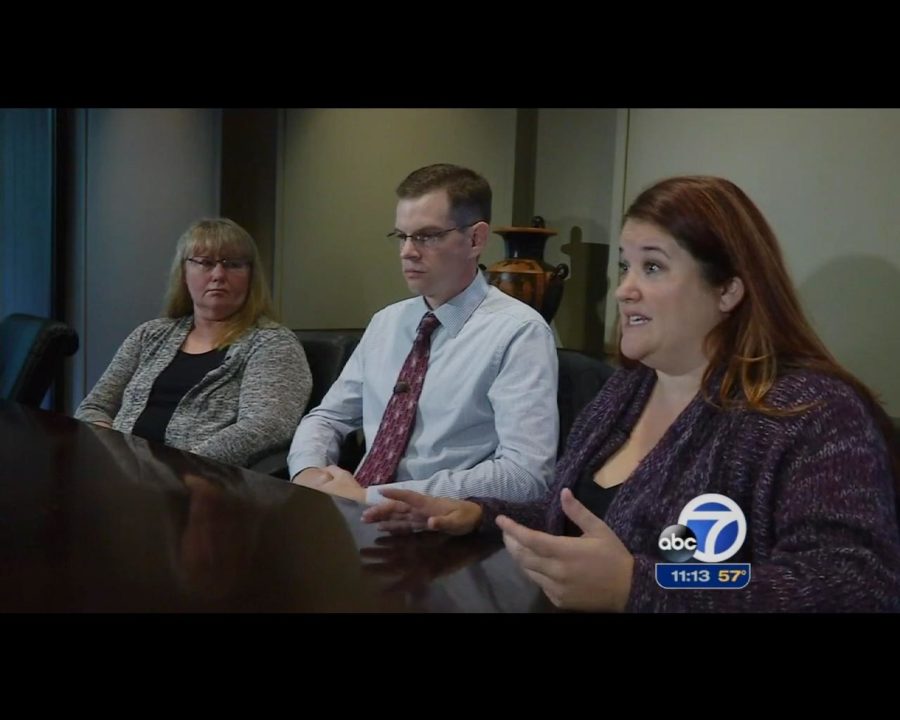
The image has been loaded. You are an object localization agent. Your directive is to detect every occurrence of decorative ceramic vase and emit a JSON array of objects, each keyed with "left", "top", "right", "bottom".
[{"left": 484, "top": 216, "right": 569, "bottom": 322}]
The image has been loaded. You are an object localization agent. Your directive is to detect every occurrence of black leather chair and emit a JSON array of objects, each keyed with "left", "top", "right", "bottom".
[
  {"left": 0, "top": 313, "right": 79, "bottom": 406},
  {"left": 556, "top": 348, "right": 616, "bottom": 458},
  {"left": 248, "top": 330, "right": 362, "bottom": 477},
  {"left": 294, "top": 331, "right": 361, "bottom": 411}
]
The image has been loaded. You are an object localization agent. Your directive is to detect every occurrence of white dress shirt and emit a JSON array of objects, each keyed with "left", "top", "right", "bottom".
[{"left": 288, "top": 273, "right": 559, "bottom": 504}]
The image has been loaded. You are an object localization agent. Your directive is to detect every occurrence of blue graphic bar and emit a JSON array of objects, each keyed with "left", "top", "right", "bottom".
[{"left": 655, "top": 563, "right": 751, "bottom": 590}]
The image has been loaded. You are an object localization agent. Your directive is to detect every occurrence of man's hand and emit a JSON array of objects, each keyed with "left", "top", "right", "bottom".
[
  {"left": 361, "top": 488, "right": 483, "bottom": 535},
  {"left": 292, "top": 465, "right": 366, "bottom": 504}
]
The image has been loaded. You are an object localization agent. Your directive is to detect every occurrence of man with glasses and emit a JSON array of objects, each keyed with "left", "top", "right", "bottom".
[{"left": 288, "top": 163, "right": 558, "bottom": 508}]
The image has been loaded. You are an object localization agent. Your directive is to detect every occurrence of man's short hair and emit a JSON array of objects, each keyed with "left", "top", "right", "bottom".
[{"left": 396, "top": 163, "right": 492, "bottom": 225}]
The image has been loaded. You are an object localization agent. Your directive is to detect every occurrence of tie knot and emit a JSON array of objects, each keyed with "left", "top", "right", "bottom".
[{"left": 417, "top": 312, "right": 440, "bottom": 339}]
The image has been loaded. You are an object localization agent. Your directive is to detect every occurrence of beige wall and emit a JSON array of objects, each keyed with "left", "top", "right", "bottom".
[
  {"left": 277, "top": 109, "right": 517, "bottom": 329},
  {"left": 61, "top": 108, "right": 898, "bottom": 416},
  {"left": 533, "top": 108, "right": 621, "bottom": 355},
  {"left": 65, "top": 109, "right": 221, "bottom": 412},
  {"left": 618, "top": 108, "right": 900, "bottom": 413}
]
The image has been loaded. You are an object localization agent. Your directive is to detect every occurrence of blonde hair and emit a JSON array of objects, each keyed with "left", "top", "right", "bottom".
[{"left": 163, "top": 218, "right": 276, "bottom": 348}]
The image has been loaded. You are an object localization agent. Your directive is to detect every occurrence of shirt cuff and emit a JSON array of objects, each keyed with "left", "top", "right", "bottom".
[
  {"left": 365, "top": 486, "right": 385, "bottom": 505},
  {"left": 287, "top": 454, "right": 326, "bottom": 481}
]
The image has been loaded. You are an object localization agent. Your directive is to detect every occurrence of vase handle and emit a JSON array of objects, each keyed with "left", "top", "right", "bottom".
[{"left": 552, "top": 263, "right": 570, "bottom": 280}]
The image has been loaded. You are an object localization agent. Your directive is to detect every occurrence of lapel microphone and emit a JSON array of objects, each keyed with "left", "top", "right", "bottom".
[{"left": 393, "top": 381, "right": 410, "bottom": 394}]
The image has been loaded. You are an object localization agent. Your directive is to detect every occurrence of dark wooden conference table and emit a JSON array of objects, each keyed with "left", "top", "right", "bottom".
[{"left": 0, "top": 399, "right": 549, "bottom": 612}]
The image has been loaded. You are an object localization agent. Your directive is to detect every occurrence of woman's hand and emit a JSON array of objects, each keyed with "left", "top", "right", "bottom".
[
  {"left": 361, "top": 488, "right": 483, "bottom": 536},
  {"left": 497, "top": 488, "right": 634, "bottom": 612}
]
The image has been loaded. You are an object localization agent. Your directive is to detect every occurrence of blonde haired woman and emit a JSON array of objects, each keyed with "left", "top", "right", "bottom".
[{"left": 76, "top": 218, "right": 311, "bottom": 467}]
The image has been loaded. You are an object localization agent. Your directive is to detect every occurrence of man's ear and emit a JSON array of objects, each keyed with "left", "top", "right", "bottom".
[
  {"left": 719, "top": 276, "right": 745, "bottom": 313},
  {"left": 469, "top": 221, "right": 490, "bottom": 258}
]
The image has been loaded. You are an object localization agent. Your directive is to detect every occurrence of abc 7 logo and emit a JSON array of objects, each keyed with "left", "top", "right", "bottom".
[
  {"left": 657, "top": 524, "right": 698, "bottom": 562},
  {"left": 657, "top": 494, "right": 747, "bottom": 563}
]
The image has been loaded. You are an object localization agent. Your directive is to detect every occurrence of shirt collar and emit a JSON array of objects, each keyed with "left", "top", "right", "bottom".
[{"left": 421, "top": 272, "right": 489, "bottom": 338}]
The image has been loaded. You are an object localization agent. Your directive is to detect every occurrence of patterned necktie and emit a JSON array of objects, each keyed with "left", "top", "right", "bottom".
[{"left": 355, "top": 311, "right": 441, "bottom": 487}]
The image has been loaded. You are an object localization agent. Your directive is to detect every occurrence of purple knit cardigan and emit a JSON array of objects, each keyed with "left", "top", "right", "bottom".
[{"left": 475, "top": 363, "right": 900, "bottom": 612}]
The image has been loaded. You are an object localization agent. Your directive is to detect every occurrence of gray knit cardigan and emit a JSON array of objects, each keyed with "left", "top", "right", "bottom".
[
  {"left": 475, "top": 363, "right": 900, "bottom": 612},
  {"left": 75, "top": 316, "right": 311, "bottom": 467}
]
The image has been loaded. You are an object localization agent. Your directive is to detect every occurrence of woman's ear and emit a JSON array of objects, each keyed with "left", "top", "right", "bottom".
[{"left": 719, "top": 276, "right": 745, "bottom": 313}]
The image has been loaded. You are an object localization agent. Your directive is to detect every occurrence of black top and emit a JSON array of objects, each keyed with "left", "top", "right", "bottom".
[
  {"left": 132, "top": 348, "right": 227, "bottom": 444},
  {"left": 564, "top": 465, "right": 622, "bottom": 536}
]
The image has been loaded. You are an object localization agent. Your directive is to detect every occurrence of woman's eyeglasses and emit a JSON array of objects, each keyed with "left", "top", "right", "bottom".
[{"left": 185, "top": 257, "right": 252, "bottom": 273}]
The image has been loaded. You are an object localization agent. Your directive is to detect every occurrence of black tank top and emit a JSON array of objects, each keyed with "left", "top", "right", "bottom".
[
  {"left": 563, "top": 466, "right": 622, "bottom": 536},
  {"left": 132, "top": 348, "right": 226, "bottom": 443}
]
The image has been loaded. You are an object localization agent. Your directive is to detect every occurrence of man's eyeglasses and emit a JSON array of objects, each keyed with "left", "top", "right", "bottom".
[
  {"left": 185, "top": 257, "right": 252, "bottom": 273},
  {"left": 387, "top": 222, "right": 477, "bottom": 248}
]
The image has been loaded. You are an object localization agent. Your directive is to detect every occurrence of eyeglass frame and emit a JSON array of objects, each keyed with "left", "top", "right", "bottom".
[
  {"left": 185, "top": 256, "right": 253, "bottom": 273},
  {"left": 386, "top": 221, "right": 479, "bottom": 248}
]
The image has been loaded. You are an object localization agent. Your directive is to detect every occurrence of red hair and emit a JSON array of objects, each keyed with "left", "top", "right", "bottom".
[{"left": 620, "top": 176, "right": 898, "bottom": 485}]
